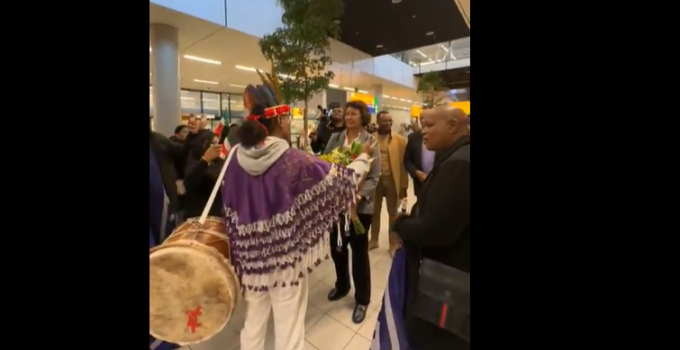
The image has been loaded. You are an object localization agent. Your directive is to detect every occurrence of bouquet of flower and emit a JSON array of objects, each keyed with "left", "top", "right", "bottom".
[{"left": 319, "top": 141, "right": 371, "bottom": 234}]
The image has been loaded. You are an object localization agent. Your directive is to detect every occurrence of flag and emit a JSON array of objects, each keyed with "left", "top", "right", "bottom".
[
  {"left": 213, "top": 115, "right": 231, "bottom": 158},
  {"left": 371, "top": 248, "right": 413, "bottom": 350}
]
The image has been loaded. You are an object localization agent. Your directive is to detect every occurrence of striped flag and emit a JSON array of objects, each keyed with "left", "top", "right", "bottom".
[
  {"left": 371, "top": 248, "right": 413, "bottom": 350},
  {"left": 213, "top": 116, "right": 232, "bottom": 158}
]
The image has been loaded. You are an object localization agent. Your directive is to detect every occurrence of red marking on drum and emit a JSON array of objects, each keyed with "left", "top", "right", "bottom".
[{"left": 186, "top": 306, "right": 202, "bottom": 333}]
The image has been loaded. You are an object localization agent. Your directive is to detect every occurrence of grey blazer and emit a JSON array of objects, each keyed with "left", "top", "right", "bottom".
[{"left": 324, "top": 129, "right": 381, "bottom": 214}]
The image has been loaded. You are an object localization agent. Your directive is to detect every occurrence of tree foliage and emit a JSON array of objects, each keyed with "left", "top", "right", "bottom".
[
  {"left": 416, "top": 71, "right": 447, "bottom": 108},
  {"left": 259, "top": 0, "right": 343, "bottom": 144}
]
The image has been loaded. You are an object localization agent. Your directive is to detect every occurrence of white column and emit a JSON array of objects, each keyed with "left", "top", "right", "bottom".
[{"left": 150, "top": 23, "right": 180, "bottom": 137}]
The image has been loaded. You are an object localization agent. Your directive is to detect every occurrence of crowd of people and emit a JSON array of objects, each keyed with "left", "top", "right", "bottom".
[{"left": 150, "top": 80, "right": 470, "bottom": 350}]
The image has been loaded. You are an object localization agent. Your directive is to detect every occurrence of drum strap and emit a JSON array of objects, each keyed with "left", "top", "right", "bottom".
[{"left": 200, "top": 144, "right": 239, "bottom": 225}]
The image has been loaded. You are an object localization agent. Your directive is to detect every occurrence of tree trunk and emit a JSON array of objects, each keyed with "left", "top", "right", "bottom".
[{"left": 302, "top": 99, "right": 309, "bottom": 150}]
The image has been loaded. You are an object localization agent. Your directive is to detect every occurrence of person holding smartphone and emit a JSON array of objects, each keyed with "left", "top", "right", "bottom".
[{"left": 182, "top": 132, "right": 225, "bottom": 218}]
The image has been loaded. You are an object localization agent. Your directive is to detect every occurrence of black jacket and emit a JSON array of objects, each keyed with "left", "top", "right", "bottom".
[
  {"left": 183, "top": 157, "right": 225, "bottom": 218},
  {"left": 311, "top": 119, "right": 345, "bottom": 153},
  {"left": 394, "top": 135, "right": 470, "bottom": 350},
  {"left": 149, "top": 131, "right": 190, "bottom": 213},
  {"left": 403, "top": 131, "right": 425, "bottom": 196}
]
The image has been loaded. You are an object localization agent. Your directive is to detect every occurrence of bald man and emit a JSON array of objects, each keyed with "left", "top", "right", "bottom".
[{"left": 390, "top": 107, "right": 470, "bottom": 349}]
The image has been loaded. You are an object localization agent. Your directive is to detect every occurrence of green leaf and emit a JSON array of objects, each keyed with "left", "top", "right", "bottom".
[{"left": 259, "top": 0, "right": 343, "bottom": 134}]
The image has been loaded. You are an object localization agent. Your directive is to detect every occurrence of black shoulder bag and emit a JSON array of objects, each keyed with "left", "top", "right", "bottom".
[{"left": 411, "top": 150, "right": 470, "bottom": 342}]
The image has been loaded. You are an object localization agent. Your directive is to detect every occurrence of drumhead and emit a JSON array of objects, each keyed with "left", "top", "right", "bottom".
[{"left": 150, "top": 245, "right": 236, "bottom": 344}]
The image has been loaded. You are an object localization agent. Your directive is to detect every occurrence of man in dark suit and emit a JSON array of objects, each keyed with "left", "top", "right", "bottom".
[
  {"left": 403, "top": 118, "right": 436, "bottom": 198},
  {"left": 392, "top": 107, "right": 470, "bottom": 349}
]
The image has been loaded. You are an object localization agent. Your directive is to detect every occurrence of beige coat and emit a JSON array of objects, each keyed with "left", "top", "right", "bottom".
[{"left": 373, "top": 132, "right": 409, "bottom": 195}]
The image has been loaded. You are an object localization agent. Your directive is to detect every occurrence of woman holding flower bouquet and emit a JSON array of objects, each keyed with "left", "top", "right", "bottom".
[{"left": 323, "top": 100, "right": 381, "bottom": 324}]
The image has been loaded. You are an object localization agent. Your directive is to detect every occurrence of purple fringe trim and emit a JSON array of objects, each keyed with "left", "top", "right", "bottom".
[{"left": 224, "top": 163, "right": 356, "bottom": 290}]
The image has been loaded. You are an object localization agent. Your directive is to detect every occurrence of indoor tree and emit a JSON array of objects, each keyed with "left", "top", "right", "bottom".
[
  {"left": 416, "top": 71, "right": 447, "bottom": 108},
  {"left": 259, "top": 0, "right": 343, "bottom": 147}
]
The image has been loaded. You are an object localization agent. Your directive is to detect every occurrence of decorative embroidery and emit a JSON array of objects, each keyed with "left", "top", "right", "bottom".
[{"left": 224, "top": 163, "right": 358, "bottom": 290}]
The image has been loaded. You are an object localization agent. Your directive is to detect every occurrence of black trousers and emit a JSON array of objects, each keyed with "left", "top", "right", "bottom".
[{"left": 330, "top": 213, "right": 373, "bottom": 306}]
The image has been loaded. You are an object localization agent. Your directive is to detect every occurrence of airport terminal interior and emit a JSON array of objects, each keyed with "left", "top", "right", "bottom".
[{"left": 149, "top": 0, "right": 470, "bottom": 349}]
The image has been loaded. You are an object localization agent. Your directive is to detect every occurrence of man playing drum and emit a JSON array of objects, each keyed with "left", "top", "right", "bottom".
[{"left": 220, "top": 75, "right": 373, "bottom": 350}]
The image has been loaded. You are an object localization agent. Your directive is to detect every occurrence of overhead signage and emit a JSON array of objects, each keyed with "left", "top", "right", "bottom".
[{"left": 349, "top": 92, "right": 376, "bottom": 114}]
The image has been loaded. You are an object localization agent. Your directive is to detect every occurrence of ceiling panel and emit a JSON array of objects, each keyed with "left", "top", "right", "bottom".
[{"left": 336, "top": 0, "right": 470, "bottom": 56}]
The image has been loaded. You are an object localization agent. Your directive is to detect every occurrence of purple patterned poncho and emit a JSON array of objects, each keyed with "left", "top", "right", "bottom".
[{"left": 221, "top": 147, "right": 357, "bottom": 291}]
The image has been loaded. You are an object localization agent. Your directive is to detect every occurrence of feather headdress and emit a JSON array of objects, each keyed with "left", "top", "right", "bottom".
[{"left": 243, "top": 62, "right": 290, "bottom": 120}]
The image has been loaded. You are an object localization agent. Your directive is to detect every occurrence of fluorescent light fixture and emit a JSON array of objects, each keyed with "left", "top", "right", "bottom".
[
  {"left": 382, "top": 95, "right": 391, "bottom": 98},
  {"left": 440, "top": 45, "right": 449, "bottom": 52},
  {"left": 358, "top": 89, "right": 369, "bottom": 94},
  {"left": 236, "top": 65, "right": 257, "bottom": 72},
  {"left": 398, "top": 98, "right": 406, "bottom": 102},
  {"left": 229, "top": 84, "right": 246, "bottom": 88},
  {"left": 406, "top": 99, "right": 412, "bottom": 103},
  {"left": 416, "top": 50, "right": 427, "bottom": 58},
  {"left": 193, "top": 79, "right": 219, "bottom": 85},
  {"left": 328, "top": 84, "right": 339, "bottom": 88},
  {"left": 183, "top": 55, "right": 222, "bottom": 65},
  {"left": 376, "top": 44, "right": 383, "bottom": 48},
  {"left": 342, "top": 87, "right": 355, "bottom": 91},
  {"left": 426, "top": 31, "right": 434, "bottom": 36}
]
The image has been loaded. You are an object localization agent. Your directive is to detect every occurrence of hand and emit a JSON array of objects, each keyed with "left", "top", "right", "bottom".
[
  {"left": 361, "top": 140, "right": 375, "bottom": 156},
  {"left": 187, "top": 118, "right": 199, "bottom": 134},
  {"left": 201, "top": 145, "right": 222, "bottom": 162},
  {"left": 415, "top": 170, "right": 427, "bottom": 182},
  {"left": 356, "top": 194, "right": 362, "bottom": 202},
  {"left": 399, "top": 187, "right": 407, "bottom": 199}
]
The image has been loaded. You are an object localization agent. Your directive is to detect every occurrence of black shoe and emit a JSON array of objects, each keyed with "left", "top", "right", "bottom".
[
  {"left": 327, "top": 288, "right": 349, "bottom": 301},
  {"left": 352, "top": 304, "right": 368, "bottom": 324}
]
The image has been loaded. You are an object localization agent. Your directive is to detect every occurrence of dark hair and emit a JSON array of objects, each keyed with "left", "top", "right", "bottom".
[
  {"left": 236, "top": 105, "right": 280, "bottom": 147},
  {"left": 174, "top": 125, "right": 187, "bottom": 134},
  {"left": 376, "top": 110, "right": 390, "bottom": 120},
  {"left": 328, "top": 102, "right": 341, "bottom": 110},
  {"left": 345, "top": 100, "right": 371, "bottom": 127}
]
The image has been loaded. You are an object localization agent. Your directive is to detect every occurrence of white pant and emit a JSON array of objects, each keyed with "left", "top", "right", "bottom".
[{"left": 240, "top": 276, "right": 309, "bottom": 350}]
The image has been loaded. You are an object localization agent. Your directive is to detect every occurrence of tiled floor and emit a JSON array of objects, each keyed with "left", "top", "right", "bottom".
[{"left": 183, "top": 186, "right": 416, "bottom": 350}]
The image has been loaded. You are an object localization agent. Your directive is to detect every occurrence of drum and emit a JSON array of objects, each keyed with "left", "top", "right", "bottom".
[{"left": 149, "top": 216, "right": 240, "bottom": 345}]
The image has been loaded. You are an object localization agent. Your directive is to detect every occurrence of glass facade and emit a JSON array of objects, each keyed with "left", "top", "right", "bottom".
[
  {"left": 149, "top": 86, "right": 245, "bottom": 125},
  {"left": 392, "top": 37, "right": 470, "bottom": 68}
]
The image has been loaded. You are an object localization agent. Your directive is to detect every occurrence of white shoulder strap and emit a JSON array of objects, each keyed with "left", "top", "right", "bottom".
[{"left": 199, "top": 144, "right": 239, "bottom": 224}]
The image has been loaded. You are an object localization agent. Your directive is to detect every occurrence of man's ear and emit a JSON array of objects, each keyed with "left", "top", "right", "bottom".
[{"left": 448, "top": 117, "right": 460, "bottom": 134}]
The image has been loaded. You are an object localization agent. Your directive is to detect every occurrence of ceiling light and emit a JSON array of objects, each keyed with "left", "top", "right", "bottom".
[
  {"left": 193, "top": 79, "right": 219, "bottom": 85},
  {"left": 342, "top": 87, "right": 355, "bottom": 91},
  {"left": 392, "top": 0, "right": 402, "bottom": 3},
  {"left": 406, "top": 99, "right": 412, "bottom": 103},
  {"left": 376, "top": 44, "right": 383, "bottom": 48},
  {"left": 181, "top": 97, "right": 194, "bottom": 100},
  {"left": 358, "top": 90, "right": 369, "bottom": 94},
  {"left": 382, "top": 95, "right": 391, "bottom": 98},
  {"left": 149, "top": 48, "right": 152, "bottom": 52},
  {"left": 416, "top": 50, "right": 427, "bottom": 58},
  {"left": 328, "top": 84, "right": 339, "bottom": 88},
  {"left": 426, "top": 31, "right": 434, "bottom": 36},
  {"left": 229, "top": 84, "right": 246, "bottom": 88},
  {"left": 440, "top": 45, "right": 449, "bottom": 52},
  {"left": 183, "top": 55, "right": 222, "bottom": 65},
  {"left": 236, "top": 65, "right": 257, "bottom": 72},
  {"left": 398, "top": 98, "right": 406, "bottom": 102}
]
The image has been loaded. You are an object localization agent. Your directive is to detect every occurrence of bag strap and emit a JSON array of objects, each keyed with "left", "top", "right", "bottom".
[{"left": 199, "top": 144, "right": 239, "bottom": 225}]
